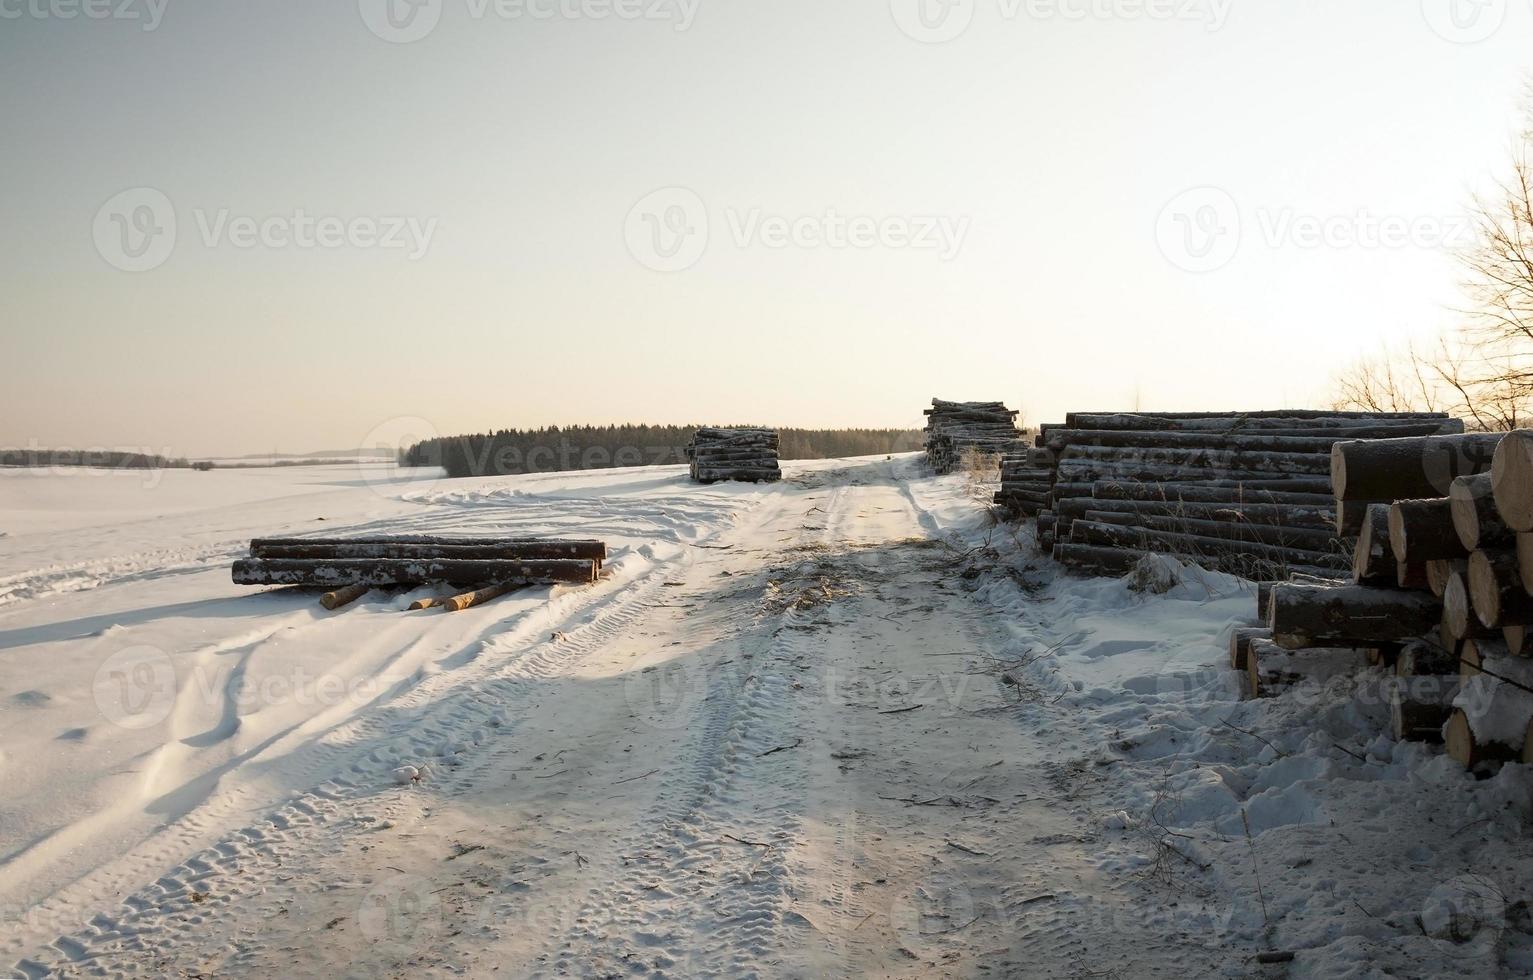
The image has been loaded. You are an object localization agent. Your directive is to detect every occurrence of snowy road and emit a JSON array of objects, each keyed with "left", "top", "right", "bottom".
[{"left": 5, "top": 457, "right": 1531, "bottom": 978}]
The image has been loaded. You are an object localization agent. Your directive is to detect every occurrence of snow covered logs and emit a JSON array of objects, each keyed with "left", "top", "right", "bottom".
[
  {"left": 1249, "top": 430, "right": 1533, "bottom": 767},
  {"left": 924, "top": 399, "right": 1026, "bottom": 476},
  {"left": 1031, "top": 411, "right": 1462, "bottom": 578},
  {"left": 232, "top": 536, "right": 607, "bottom": 609},
  {"left": 686, "top": 428, "right": 782, "bottom": 484}
]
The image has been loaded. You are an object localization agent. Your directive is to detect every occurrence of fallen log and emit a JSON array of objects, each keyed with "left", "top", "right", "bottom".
[
  {"left": 1445, "top": 709, "right": 1521, "bottom": 768},
  {"left": 1044, "top": 430, "right": 1394, "bottom": 454},
  {"left": 1389, "top": 675, "right": 1460, "bottom": 743},
  {"left": 1352, "top": 504, "right": 1394, "bottom": 585},
  {"left": 1268, "top": 583, "right": 1441, "bottom": 650},
  {"left": 251, "top": 539, "right": 608, "bottom": 561},
  {"left": 1331, "top": 433, "right": 1501, "bottom": 502},
  {"left": 1516, "top": 532, "right": 1533, "bottom": 595},
  {"left": 233, "top": 558, "right": 598, "bottom": 587},
  {"left": 1467, "top": 549, "right": 1533, "bottom": 628},
  {"left": 320, "top": 583, "right": 371, "bottom": 611},
  {"left": 1387, "top": 498, "right": 1466, "bottom": 565},
  {"left": 1229, "top": 627, "right": 1272, "bottom": 671},
  {"left": 1490, "top": 429, "right": 1533, "bottom": 532},
  {"left": 443, "top": 583, "right": 519, "bottom": 612},
  {"left": 1128, "top": 514, "right": 1341, "bottom": 552},
  {"left": 1062, "top": 444, "right": 1331, "bottom": 476},
  {"left": 1070, "top": 520, "right": 1345, "bottom": 570},
  {"left": 1055, "top": 498, "right": 1337, "bottom": 530},
  {"left": 1061, "top": 411, "right": 1454, "bottom": 431},
  {"left": 1459, "top": 637, "right": 1506, "bottom": 679},
  {"left": 1395, "top": 640, "right": 1458, "bottom": 677},
  {"left": 1425, "top": 558, "right": 1468, "bottom": 599},
  {"left": 1449, "top": 473, "right": 1512, "bottom": 551},
  {"left": 1090, "top": 482, "right": 1334, "bottom": 506},
  {"left": 1442, "top": 570, "right": 1502, "bottom": 643}
]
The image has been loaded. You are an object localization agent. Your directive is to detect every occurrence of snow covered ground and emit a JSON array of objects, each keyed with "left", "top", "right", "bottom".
[{"left": 1, "top": 456, "right": 1530, "bottom": 977}]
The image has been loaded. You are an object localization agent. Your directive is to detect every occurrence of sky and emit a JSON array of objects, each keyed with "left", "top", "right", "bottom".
[{"left": 2, "top": 0, "right": 1532, "bottom": 457}]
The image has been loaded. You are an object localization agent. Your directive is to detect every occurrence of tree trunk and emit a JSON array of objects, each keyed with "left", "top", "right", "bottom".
[
  {"left": 1389, "top": 676, "right": 1460, "bottom": 742},
  {"left": 251, "top": 539, "right": 608, "bottom": 561},
  {"left": 1387, "top": 498, "right": 1466, "bottom": 564},
  {"left": 1229, "top": 627, "right": 1272, "bottom": 670},
  {"left": 1091, "top": 482, "right": 1335, "bottom": 506},
  {"left": 1330, "top": 433, "right": 1501, "bottom": 502},
  {"left": 1395, "top": 640, "right": 1458, "bottom": 677},
  {"left": 1426, "top": 558, "right": 1468, "bottom": 599},
  {"left": 319, "top": 584, "right": 371, "bottom": 611},
  {"left": 1070, "top": 520, "right": 1343, "bottom": 569},
  {"left": 1467, "top": 548, "right": 1533, "bottom": 628},
  {"left": 1445, "top": 709, "right": 1522, "bottom": 768},
  {"left": 1055, "top": 498, "right": 1337, "bottom": 530},
  {"left": 442, "top": 582, "right": 519, "bottom": 612},
  {"left": 233, "top": 557, "right": 598, "bottom": 587},
  {"left": 1267, "top": 583, "right": 1441, "bottom": 649},
  {"left": 1352, "top": 504, "right": 1395, "bottom": 584},
  {"left": 1491, "top": 429, "right": 1533, "bottom": 532},
  {"left": 1449, "top": 473, "right": 1512, "bottom": 551},
  {"left": 1062, "top": 444, "right": 1331, "bottom": 476}
]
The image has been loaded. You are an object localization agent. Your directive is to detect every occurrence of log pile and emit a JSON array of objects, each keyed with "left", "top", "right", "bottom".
[
  {"left": 1013, "top": 411, "right": 1463, "bottom": 579},
  {"left": 232, "top": 536, "right": 606, "bottom": 610},
  {"left": 1234, "top": 429, "right": 1533, "bottom": 771},
  {"left": 686, "top": 428, "right": 782, "bottom": 483},
  {"left": 924, "top": 399, "right": 1025, "bottom": 475}
]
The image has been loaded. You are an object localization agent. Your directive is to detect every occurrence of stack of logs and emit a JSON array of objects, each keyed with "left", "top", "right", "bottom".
[
  {"left": 1015, "top": 411, "right": 1464, "bottom": 579},
  {"left": 687, "top": 428, "right": 782, "bottom": 483},
  {"left": 233, "top": 536, "right": 606, "bottom": 611},
  {"left": 924, "top": 399, "right": 1026, "bottom": 475},
  {"left": 1236, "top": 429, "right": 1533, "bottom": 770}
]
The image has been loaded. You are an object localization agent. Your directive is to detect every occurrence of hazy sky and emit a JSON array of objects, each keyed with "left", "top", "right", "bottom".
[{"left": 3, "top": 0, "right": 1532, "bottom": 457}]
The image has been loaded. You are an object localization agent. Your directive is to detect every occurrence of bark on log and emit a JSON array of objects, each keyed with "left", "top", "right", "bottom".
[
  {"left": 1353, "top": 504, "right": 1395, "bottom": 585},
  {"left": 443, "top": 583, "right": 519, "bottom": 612},
  {"left": 1091, "top": 482, "right": 1335, "bottom": 506},
  {"left": 1449, "top": 473, "right": 1511, "bottom": 551},
  {"left": 1516, "top": 532, "right": 1533, "bottom": 596},
  {"left": 1055, "top": 497, "right": 1337, "bottom": 530},
  {"left": 1043, "top": 430, "right": 1405, "bottom": 454},
  {"left": 1331, "top": 433, "right": 1501, "bottom": 502},
  {"left": 233, "top": 558, "right": 598, "bottom": 587},
  {"left": 1061, "top": 412, "right": 1454, "bottom": 432},
  {"left": 1490, "top": 429, "right": 1533, "bottom": 533},
  {"left": 252, "top": 540, "right": 608, "bottom": 561},
  {"left": 1130, "top": 514, "right": 1341, "bottom": 552},
  {"left": 1387, "top": 498, "right": 1466, "bottom": 565},
  {"left": 1070, "top": 520, "right": 1344, "bottom": 569},
  {"left": 1052, "top": 542, "right": 1148, "bottom": 576},
  {"left": 1396, "top": 640, "right": 1459, "bottom": 677},
  {"left": 1229, "top": 627, "right": 1272, "bottom": 670},
  {"left": 1062, "top": 444, "right": 1331, "bottom": 476},
  {"left": 1467, "top": 549, "right": 1533, "bottom": 628},
  {"left": 1268, "top": 583, "right": 1441, "bottom": 649},
  {"left": 1396, "top": 560, "right": 1429, "bottom": 590},
  {"left": 1389, "top": 676, "right": 1460, "bottom": 743}
]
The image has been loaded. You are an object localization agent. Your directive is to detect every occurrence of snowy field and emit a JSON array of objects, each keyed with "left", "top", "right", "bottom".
[{"left": 1, "top": 457, "right": 1530, "bottom": 978}]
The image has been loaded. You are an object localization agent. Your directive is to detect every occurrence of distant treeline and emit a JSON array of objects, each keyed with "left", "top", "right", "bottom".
[
  {"left": 0, "top": 449, "right": 192, "bottom": 469},
  {"left": 402, "top": 425, "right": 924, "bottom": 479}
]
